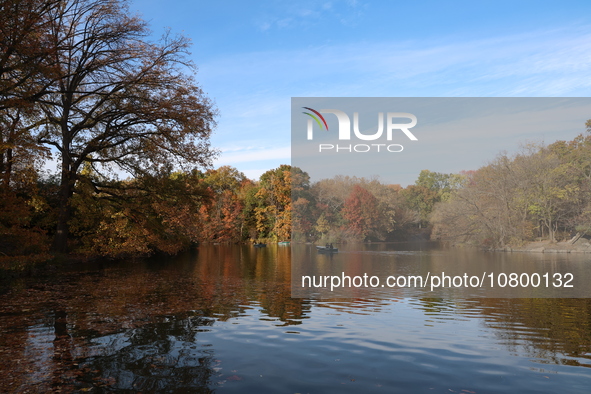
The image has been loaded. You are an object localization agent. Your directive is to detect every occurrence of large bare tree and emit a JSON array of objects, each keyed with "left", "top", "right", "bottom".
[{"left": 31, "top": 0, "right": 217, "bottom": 252}]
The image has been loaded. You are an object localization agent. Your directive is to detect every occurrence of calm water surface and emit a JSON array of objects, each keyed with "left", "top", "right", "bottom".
[{"left": 1, "top": 244, "right": 590, "bottom": 393}]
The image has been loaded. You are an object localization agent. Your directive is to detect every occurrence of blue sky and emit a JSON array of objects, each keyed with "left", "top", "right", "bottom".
[{"left": 130, "top": 0, "right": 591, "bottom": 185}]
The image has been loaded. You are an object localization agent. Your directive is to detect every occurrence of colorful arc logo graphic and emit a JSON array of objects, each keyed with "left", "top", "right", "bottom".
[{"left": 302, "top": 107, "right": 329, "bottom": 130}]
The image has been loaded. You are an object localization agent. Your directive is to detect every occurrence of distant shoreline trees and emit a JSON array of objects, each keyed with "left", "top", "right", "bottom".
[
  {"left": 2, "top": 1, "right": 591, "bottom": 266},
  {"left": 3, "top": 129, "right": 590, "bottom": 263},
  {"left": 431, "top": 127, "right": 591, "bottom": 248}
]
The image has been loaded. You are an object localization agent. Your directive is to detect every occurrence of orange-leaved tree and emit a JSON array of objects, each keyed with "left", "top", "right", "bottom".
[
  {"left": 29, "top": 0, "right": 217, "bottom": 252},
  {"left": 342, "top": 184, "right": 380, "bottom": 241}
]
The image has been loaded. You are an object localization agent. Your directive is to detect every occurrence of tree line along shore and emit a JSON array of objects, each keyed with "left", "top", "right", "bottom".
[{"left": 2, "top": 1, "right": 591, "bottom": 272}]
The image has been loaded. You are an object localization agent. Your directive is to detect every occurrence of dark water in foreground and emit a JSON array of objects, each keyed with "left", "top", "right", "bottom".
[{"left": 1, "top": 244, "right": 590, "bottom": 393}]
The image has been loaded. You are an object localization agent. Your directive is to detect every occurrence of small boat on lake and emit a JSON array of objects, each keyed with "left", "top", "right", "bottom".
[
  {"left": 316, "top": 245, "right": 338, "bottom": 253},
  {"left": 253, "top": 243, "right": 266, "bottom": 248},
  {"left": 278, "top": 241, "right": 290, "bottom": 245}
]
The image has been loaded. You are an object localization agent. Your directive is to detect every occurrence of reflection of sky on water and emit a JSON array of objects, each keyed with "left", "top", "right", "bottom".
[
  {"left": 15, "top": 298, "right": 591, "bottom": 392},
  {"left": 293, "top": 244, "right": 591, "bottom": 298},
  {"left": 2, "top": 245, "right": 590, "bottom": 392}
]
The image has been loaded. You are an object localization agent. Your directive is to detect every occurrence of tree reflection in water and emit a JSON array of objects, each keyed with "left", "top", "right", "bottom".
[
  {"left": 79, "top": 313, "right": 217, "bottom": 392},
  {"left": 1, "top": 245, "right": 591, "bottom": 392}
]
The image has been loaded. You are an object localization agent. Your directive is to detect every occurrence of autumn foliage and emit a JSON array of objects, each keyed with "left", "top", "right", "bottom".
[
  {"left": 342, "top": 185, "right": 380, "bottom": 238},
  {"left": 431, "top": 131, "right": 591, "bottom": 248},
  {"left": 3, "top": 1, "right": 591, "bottom": 266}
]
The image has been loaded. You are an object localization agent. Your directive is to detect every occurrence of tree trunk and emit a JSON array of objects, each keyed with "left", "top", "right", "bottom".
[
  {"left": 1, "top": 130, "right": 14, "bottom": 191},
  {"left": 0, "top": 148, "right": 6, "bottom": 190},
  {"left": 548, "top": 218, "right": 555, "bottom": 243},
  {"left": 2, "top": 148, "right": 13, "bottom": 189},
  {"left": 570, "top": 232, "right": 582, "bottom": 245},
  {"left": 52, "top": 172, "right": 74, "bottom": 253},
  {"left": 52, "top": 129, "right": 74, "bottom": 253}
]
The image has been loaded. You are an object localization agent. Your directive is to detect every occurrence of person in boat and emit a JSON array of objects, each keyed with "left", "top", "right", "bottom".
[
  {"left": 326, "top": 243, "right": 329, "bottom": 248},
  {"left": 329, "top": 243, "right": 333, "bottom": 249}
]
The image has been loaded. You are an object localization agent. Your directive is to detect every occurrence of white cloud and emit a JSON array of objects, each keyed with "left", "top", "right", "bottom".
[
  {"left": 198, "top": 25, "right": 591, "bottom": 175},
  {"left": 241, "top": 168, "right": 270, "bottom": 181},
  {"left": 214, "top": 146, "right": 290, "bottom": 164},
  {"left": 251, "top": 0, "right": 364, "bottom": 32},
  {"left": 200, "top": 26, "right": 591, "bottom": 98}
]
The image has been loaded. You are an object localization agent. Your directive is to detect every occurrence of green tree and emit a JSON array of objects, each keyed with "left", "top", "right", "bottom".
[
  {"left": 253, "top": 165, "right": 306, "bottom": 241},
  {"left": 548, "top": 125, "right": 591, "bottom": 237},
  {"left": 516, "top": 147, "right": 578, "bottom": 242},
  {"left": 400, "top": 185, "right": 438, "bottom": 226}
]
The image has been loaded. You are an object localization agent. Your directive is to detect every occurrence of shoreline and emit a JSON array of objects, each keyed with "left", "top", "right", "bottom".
[{"left": 493, "top": 239, "right": 591, "bottom": 253}]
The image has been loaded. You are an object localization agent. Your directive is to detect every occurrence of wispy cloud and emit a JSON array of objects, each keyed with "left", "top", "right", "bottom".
[
  {"left": 252, "top": 0, "right": 366, "bottom": 32},
  {"left": 197, "top": 25, "right": 591, "bottom": 177},
  {"left": 214, "top": 146, "right": 290, "bottom": 164},
  {"left": 211, "top": 145, "right": 290, "bottom": 181},
  {"left": 201, "top": 26, "right": 591, "bottom": 98}
]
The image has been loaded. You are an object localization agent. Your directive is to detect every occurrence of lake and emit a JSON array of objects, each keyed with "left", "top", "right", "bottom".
[{"left": 1, "top": 243, "right": 590, "bottom": 393}]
